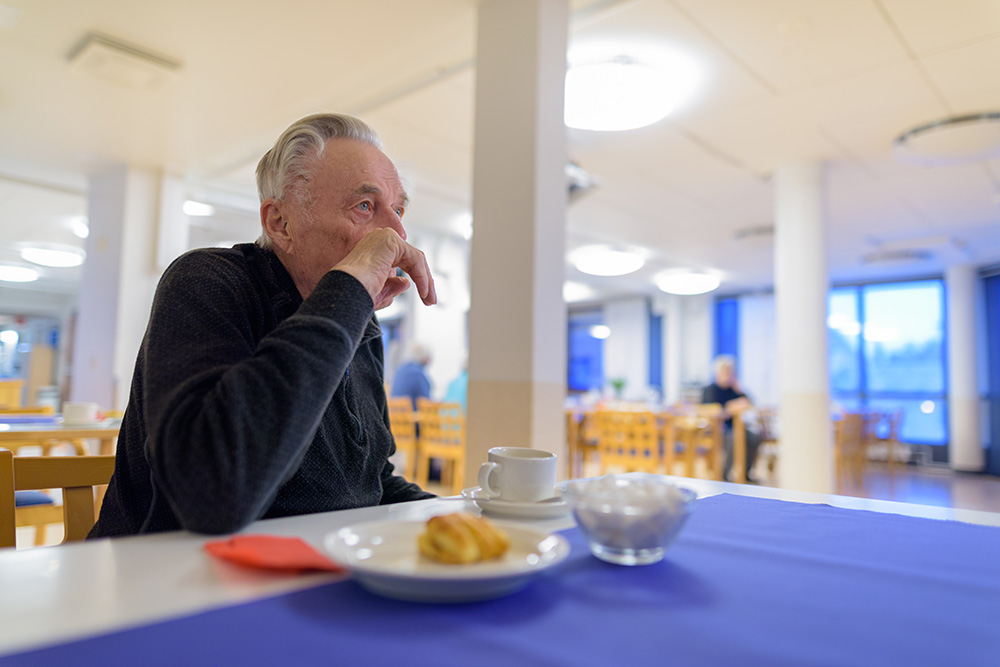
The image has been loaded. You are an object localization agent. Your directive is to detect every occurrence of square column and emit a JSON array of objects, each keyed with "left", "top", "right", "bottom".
[{"left": 465, "top": 0, "right": 569, "bottom": 481}]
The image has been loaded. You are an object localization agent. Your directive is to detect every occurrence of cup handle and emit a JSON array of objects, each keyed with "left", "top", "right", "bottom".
[{"left": 478, "top": 462, "right": 502, "bottom": 498}]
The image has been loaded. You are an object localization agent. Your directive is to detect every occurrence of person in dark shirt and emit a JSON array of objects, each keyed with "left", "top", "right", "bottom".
[
  {"left": 91, "top": 114, "right": 437, "bottom": 538},
  {"left": 702, "top": 355, "right": 763, "bottom": 483}
]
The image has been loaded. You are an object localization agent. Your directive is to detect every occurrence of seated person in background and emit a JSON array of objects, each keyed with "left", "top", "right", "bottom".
[
  {"left": 702, "top": 355, "right": 762, "bottom": 483},
  {"left": 443, "top": 363, "right": 468, "bottom": 413},
  {"left": 91, "top": 113, "right": 437, "bottom": 538},
  {"left": 391, "top": 343, "right": 432, "bottom": 410}
]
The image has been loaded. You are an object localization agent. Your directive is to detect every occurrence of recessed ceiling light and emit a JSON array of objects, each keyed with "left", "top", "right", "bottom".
[
  {"left": 570, "top": 245, "right": 644, "bottom": 276},
  {"left": 20, "top": 247, "right": 86, "bottom": 268},
  {"left": 0, "top": 265, "right": 40, "bottom": 283},
  {"left": 655, "top": 271, "right": 720, "bottom": 295},
  {"left": 183, "top": 200, "right": 215, "bottom": 216},
  {"left": 565, "top": 54, "right": 699, "bottom": 131}
]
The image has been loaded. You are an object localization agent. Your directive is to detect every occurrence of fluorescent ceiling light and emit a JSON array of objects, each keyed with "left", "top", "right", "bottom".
[
  {"left": 570, "top": 245, "right": 644, "bottom": 276},
  {"left": 0, "top": 265, "right": 40, "bottom": 282},
  {"left": 0, "top": 330, "right": 18, "bottom": 345},
  {"left": 655, "top": 271, "right": 720, "bottom": 295},
  {"left": 183, "top": 200, "right": 215, "bottom": 216},
  {"left": 565, "top": 55, "right": 699, "bottom": 131},
  {"left": 20, "top": 247, "right": 85, "bottom": 268},
  {"left": 590, "top": 325, "right": 611, "bottom": 340}
]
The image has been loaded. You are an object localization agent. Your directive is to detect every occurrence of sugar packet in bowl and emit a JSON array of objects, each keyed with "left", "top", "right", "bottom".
[{"left": 559, "top": 474, "right": 696, "bottom": 565}]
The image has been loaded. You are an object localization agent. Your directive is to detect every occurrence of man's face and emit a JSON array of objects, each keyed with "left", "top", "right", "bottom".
[
  {"left": 716, "top": 364, "right": 734, "bottom": 388},
  {"left": 273, "top": 138, "right": 408, "bottom": 297}
]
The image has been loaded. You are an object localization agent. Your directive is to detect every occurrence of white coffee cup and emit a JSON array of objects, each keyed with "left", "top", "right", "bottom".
[
  {"left": 478, "top": 447, "right": 557, "bottom": 503},
  {"left": 62, "top": 402, "right": 99, "bottom": 424}
]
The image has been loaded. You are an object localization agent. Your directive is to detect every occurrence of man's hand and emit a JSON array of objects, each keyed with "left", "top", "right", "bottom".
[{"left": 332, "top": 228, "right": 437, "bottom": 310}]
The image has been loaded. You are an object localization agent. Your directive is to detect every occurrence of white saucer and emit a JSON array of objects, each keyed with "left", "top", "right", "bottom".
[{"left": 461, "top": 487, "right": 571, "bottom": 520}]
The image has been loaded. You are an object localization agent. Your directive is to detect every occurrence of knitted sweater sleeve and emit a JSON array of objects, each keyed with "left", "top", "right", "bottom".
[{"left": 143, "top": 252, "right": 373, "bottom": 534}]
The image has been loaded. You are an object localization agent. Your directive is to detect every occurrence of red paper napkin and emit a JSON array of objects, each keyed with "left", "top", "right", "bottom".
[{"left": 204, "top": 535, "right": 346, "bottom": 573}]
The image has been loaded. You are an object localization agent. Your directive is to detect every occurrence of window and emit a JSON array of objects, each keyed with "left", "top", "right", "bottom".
[
  {"left": 829, "top": 280, "right": 947, "bottom": 446},
  {"left": 985, "top": 271, "right": 1000, "bottom": 475},
  {"left": 714, "top": 298, "right": 739, "bottom": 359},
  {"left": 567, "top": 310, "right": 604, "bottom": 393}
]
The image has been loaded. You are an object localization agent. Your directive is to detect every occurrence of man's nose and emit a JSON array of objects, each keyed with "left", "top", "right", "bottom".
[{"left": 378, "top": 209, "right": 407, "bottom": 241}]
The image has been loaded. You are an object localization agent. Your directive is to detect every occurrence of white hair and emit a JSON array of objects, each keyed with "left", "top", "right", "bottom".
[
  {"left": 713, "top": 354, "right": 736, "bottom": 374},
  {"left": 254, "top": 113, "right": 382, "bottom": 248}
]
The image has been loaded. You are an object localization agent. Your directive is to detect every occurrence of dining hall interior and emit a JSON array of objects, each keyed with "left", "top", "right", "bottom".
[{"left": 1, "top": 0, "right": 1000, "bottom": 662}]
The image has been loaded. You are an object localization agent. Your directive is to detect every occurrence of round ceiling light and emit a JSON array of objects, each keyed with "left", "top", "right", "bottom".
[
  {"left": 570, "top": 246, "right": 644, "bottom": 277},
  {"left": 20, "top": 246, "right": 86, "bottom": 268},
  {"left": 655, "top": 271, "right": 720, "bottom": 296},
  {"left": 565, "top": 55, "right": 699, "bottom": 132},
  {"left": 893, "top": 112, "right": 1000, "bottom": 166},
  {"left": 0, "top": 265, "right": 40, "bottom": 283}
]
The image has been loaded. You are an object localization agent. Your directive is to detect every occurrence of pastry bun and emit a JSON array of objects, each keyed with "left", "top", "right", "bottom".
[{"left": 418, "top": 513, "right": 511, "bottom": 564}]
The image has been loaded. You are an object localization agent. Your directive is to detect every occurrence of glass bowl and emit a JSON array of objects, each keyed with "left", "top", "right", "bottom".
[{"left": 560, "top": 474, "right": 696, "bottom": 565}]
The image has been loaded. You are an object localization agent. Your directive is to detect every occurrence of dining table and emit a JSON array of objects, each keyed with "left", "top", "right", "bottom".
[
  {"left": 0, "top": 418, "right": 121, "bottom": 456},
  {"left": 1, "top": 476, "right": 998, "bottom": 665}
]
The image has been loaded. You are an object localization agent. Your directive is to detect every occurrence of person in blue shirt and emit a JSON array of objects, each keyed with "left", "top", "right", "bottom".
[
  {"left": 391, "top": 343, "right": 432, "bottom": 409},
  {"left": 443, "top": 365, "right": 468, "bottom": 413}
]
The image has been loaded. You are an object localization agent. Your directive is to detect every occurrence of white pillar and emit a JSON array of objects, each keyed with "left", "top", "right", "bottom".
[
  {"left": 662, "top": 294, "right": 683, "bottom": 406},
  {"left": 71, "top": 166, "right": 161, "bottom": 411},
  {"left": 946, "top": 264, "right": 984, "bottom": 471},
  {"left": 465, "top": 0, "right": 568, "bottom": 481},
  {"left": 774, "top": 162, "right": 833, "bottom": 493}
]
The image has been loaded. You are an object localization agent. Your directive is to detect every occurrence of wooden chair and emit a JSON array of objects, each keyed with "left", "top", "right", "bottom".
[
  {"left": 594, "top": 410, "right": 661, "bottom": 474},
  {"left": 667, "top": 404, "right": 724, "bottom": 480},
  {"left": 834, "top": 412, "right": 866, "bottom": 490},
  {"left": 566, "top": 409, "right": 599, "bottom": 478},
  {"left": 0, "top": 449, "right": 116, "bottom": 548},
  {"left": 387, "top": 397, "right": 418, "bottom": 480},
  {"left": 0, "top": 380, "right": 24, "bottom": 409},
  {"left": 865, "top": 410, "right": 904, "bottom": 475},
  {"left": 414, "top": 399, "right": 466, "bottom": 495},
  {"left": 756, "top": 407, "right": 780, "bottom": 480}
]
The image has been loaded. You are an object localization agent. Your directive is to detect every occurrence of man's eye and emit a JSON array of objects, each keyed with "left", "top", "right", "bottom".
[
  {"left": 357, "top": 201, "right": 372, "bottom": 212},
  {"left": 395, "top": 207, "right": 405, "bottom": 218}
]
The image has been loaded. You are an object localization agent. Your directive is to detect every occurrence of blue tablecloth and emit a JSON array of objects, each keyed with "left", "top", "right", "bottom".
[{"left": 6, "top": 494, "right": 1000, "bottom": 666}]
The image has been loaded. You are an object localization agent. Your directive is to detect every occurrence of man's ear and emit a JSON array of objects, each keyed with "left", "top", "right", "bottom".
[{"left": 260, "top": 198, "right": 293, "bottom": 253}]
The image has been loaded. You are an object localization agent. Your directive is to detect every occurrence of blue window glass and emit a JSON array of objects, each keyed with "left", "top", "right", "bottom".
[
  {"left": 715, "top": 298, "right": 739, "bottom": 359},
  {"left": 985, "top": 273, "right": 1000, "bottom": 475},
  {"left": 648, "top": 309, "right": 662, "bottom": 392},
  {"left": 828, "top": 288, "right": 860, "bottom": 394},
  {"left": 568, "top": 310, "right": 604, "bottom": 392}
]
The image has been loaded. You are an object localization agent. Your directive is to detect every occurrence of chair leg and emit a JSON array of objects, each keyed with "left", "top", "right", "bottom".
[{"left": 34, "top": 524, "right": 47, "bottom": 547}]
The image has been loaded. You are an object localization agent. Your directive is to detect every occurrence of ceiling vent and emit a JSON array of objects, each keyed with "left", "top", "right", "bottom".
[
  {"left": 861, "top": 249, "right": 932, "bottom": 265},
  {"left": 733, "top": 225, "right": 774, "bottom": 243},
  {"left": 68, "top": 32, "right": 181, "bottom": 89}
]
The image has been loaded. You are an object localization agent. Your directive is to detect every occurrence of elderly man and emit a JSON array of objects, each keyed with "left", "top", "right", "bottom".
[
  {"left": 702, "top": 355, "right": 762, "bottom": 484},
  {"left": 91, "top": 114, "right": 437, "bottom": 537}
]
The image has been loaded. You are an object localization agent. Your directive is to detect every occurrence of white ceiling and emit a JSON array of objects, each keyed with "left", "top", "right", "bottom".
[{"left": 1, "top": 0, "right": 999, "bottom": 303}]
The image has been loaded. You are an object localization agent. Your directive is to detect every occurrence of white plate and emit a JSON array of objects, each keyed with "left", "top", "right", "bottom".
[
  {"left": 324, "top": 519, "right": 569, "bottom": 603},
  {"left": 461, "top": 487, "right": 571, "bottom": 520}
]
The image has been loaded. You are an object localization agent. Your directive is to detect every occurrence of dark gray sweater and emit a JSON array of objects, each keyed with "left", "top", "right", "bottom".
[{"left": 90, "top": 243, "right": 433, "bottom": 538}]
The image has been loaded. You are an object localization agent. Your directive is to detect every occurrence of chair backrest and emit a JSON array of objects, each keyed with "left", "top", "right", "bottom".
[
  {"left": 386, "top": 397, "right": 417, "bottom": 444},
  {"left": 0, "top": 380, "right": 24, "bottom": 409},
  {"left": 595, "top": 410, "right": 660, "bottom": 473},
  {"left": 0, "top": 450, "right": 116, "bottom": 548},
  {"left": 419, "top": 401, "right": 465, "bottom": 447}
]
